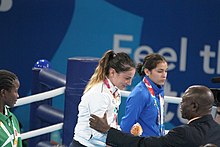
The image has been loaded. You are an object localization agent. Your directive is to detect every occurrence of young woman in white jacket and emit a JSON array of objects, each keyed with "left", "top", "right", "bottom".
[{"left": 70, "top": 50, "right": 136, "bottom": 147}]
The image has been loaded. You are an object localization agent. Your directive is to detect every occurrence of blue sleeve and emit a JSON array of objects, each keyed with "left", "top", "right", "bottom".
[{"left": 120, "top": 84, "right": 149, "bottom": 133}]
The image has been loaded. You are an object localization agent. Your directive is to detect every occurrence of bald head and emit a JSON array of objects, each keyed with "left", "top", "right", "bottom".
[
  {"left": 187, "top": 85, "right": 214, "bottom": 109},
  {"left": 181, "top": 85, "right": 214, "bottom": 120}
]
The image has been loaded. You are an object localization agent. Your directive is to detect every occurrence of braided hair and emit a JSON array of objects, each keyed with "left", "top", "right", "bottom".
[{"left": 0, "top": 70, "right": 18, "bottom": 91}]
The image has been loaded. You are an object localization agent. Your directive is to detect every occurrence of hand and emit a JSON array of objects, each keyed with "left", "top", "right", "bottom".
[{"left": 89, "top": 112, "right": 111, "bottom": 133}]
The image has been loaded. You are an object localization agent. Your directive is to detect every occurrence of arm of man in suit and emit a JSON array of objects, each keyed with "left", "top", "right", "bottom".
[{"left": 89, "top": 113, "right": 172, "bottom": 147}]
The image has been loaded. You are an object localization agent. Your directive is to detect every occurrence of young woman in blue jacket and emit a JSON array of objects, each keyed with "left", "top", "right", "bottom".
[{"left": 120, "top": 53, "right": 168, "bottom": 137}]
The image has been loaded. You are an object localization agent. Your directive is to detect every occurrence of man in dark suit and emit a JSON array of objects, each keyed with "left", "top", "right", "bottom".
[{"left": 89, "top": 85, "right": 220, "bottom": 147}]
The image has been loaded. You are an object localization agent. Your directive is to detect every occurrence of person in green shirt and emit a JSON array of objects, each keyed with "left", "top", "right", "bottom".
[{"left": 0, "top": 70, "right": 22, "bottom": 147}]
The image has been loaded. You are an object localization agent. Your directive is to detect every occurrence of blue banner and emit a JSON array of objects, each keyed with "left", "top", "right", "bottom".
[{"left": 1, "top": 0, "right": 220, "bottom": 131}]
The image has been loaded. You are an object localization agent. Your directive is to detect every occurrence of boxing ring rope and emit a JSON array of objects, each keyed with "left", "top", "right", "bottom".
[
  {"left": 21, "top": 123, "right": 63, "bottom": 140},
  {"left": 121, "top": 91, "right": 182, "bottom": 104},
  {"left": 14, "top": 87, "right": 65, "bottom": 140},
  {"left": 14, "top": 87, "right": 66, "bottom": 107},
  {"left": 15, "top": 86, "right": 182, "bottom": 140}
]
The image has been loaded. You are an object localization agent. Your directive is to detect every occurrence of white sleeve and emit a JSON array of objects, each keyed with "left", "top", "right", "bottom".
[{"left": 87, "top": 92, "right": 111, "bottom": 142}]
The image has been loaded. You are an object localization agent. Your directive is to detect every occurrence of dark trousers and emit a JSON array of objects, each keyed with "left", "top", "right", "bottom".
[{"left": 69, "top": 139, "right": 87, "bottom": 147}]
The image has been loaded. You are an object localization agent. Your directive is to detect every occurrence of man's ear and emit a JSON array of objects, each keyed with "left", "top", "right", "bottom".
[{"left": 192, "top": 102, "right": 199, "bottom": 112}]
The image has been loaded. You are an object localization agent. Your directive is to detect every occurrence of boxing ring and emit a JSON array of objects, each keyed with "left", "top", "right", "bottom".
[
  {"left": 14, "top": 57, "right": 216, "bottom": 146},
  {"left": 16, "top": 88, "right": 181, "bottom": 145}
]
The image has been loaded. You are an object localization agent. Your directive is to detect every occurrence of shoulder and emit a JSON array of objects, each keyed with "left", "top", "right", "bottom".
[
  {"left": 127, "top": 82, "right": 152, "bottom": 102},
  {"left": 166, "top": 125, "right": 188, "bottom": 141},
  {"left": 130, "top": 82, "right": 150, "bottom": 97},
  {"left": 82, "top": 83, "right": 112, "bottom": 102}
]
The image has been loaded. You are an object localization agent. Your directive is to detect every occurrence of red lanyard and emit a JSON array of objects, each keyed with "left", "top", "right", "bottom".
[
  {"left": 103, "top": 78, "right": 120, "bottom": 126},
  {"left": 143, "top": 77, "right": 155, "bottom": 96},
  {"left": 103, "top": 78, "right": 120, "bottom": 99}
]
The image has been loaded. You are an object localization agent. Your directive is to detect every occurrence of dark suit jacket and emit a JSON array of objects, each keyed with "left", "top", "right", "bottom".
[{"left": 106, "top": 115, "right": 220, "bottom": 147}]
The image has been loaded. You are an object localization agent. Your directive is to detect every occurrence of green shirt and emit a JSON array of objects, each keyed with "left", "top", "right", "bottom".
[{"left": 0, "top": 107, "right": 22, "bottom": 147}]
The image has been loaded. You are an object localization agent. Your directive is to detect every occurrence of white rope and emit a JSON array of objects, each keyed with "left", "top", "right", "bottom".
[
  {"left": 164, "top": 96, "right": 182, "bottom": 104},
  {"left": 121, "top": 90, "right": 182, "bottom": 104},
  {"left": 15, "top": 87, "right": 65, "bottom": 107},
  {"left": 21, "top": 123, "right": 63, "bottom": 140},
  {"left": 15, "top": 88, "right": 181, "bottom": 107},
  {"left": 120, "top": 90, "right": 131, "bottom": 97}
]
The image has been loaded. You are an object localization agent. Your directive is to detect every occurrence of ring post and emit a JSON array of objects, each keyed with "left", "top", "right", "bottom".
[
  {"left": 29, "top": 66, "right": 66, "bottom": 146},
  {"left": 63, "top": 57, "right": 99, "bottom": 146}
]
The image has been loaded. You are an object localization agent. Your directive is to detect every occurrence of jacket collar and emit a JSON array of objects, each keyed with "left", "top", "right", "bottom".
[
  {"left": 144, "top": 76, "right": 164, "bottom": 95},
  {"left": 188, "top": 114, "right": 213, "bottom": 124}
]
